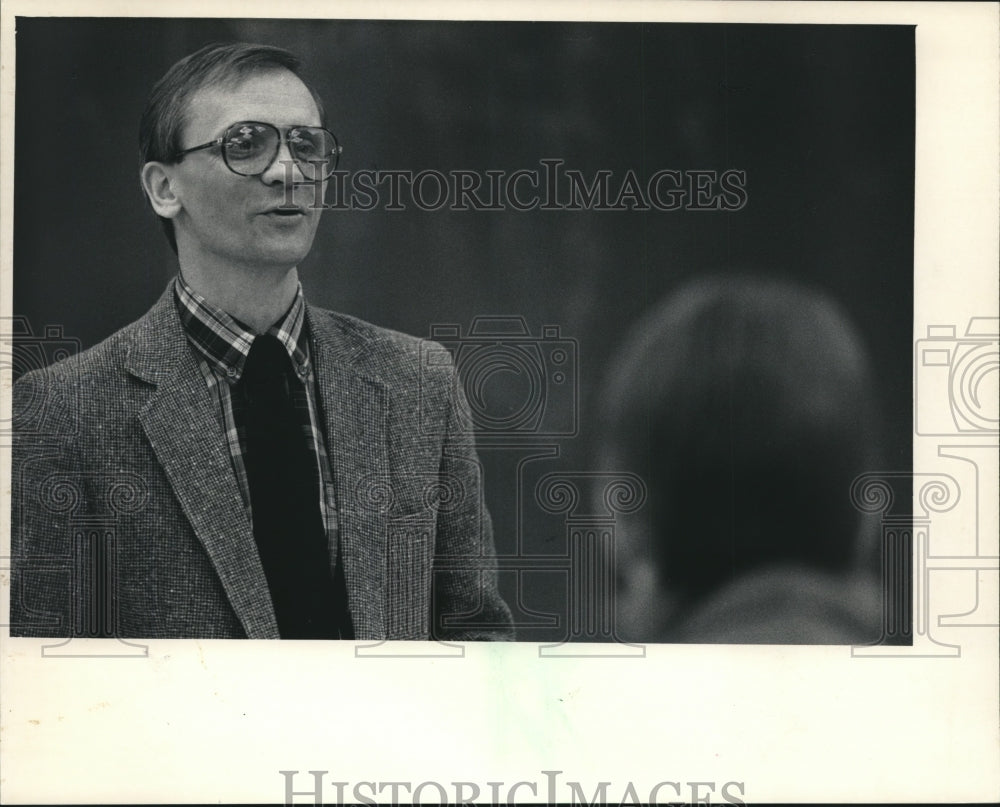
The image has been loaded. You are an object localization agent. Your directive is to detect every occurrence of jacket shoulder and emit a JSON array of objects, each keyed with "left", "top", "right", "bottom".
[
  {"left": 11, "top": 312, "right": 157, "bottom": 444},
  {"left": 14, "top": 316, "right": 144, "bottom": 394},
  {"left": 310, "top": 308, "right": 455, "bottom": 389}
]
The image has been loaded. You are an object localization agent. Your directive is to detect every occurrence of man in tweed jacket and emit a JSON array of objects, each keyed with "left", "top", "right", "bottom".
[{"left": 10, "top": 43, "right": 514, "bottom": 641}]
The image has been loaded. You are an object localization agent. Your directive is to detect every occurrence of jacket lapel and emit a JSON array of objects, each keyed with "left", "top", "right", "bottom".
[
  {"left": 127, "top": 284, "right": 279, "bottom": 639},
  {"left": 307, "top": 305, "right": 390, "bottom": 640}
]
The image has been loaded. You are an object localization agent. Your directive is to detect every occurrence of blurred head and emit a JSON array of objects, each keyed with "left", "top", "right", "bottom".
[
  {"left": 139, "top": 42, "right": 327, "bottom": 257},
  {"left": 598, "top": 275, "right": 882, "bottom": 638}
]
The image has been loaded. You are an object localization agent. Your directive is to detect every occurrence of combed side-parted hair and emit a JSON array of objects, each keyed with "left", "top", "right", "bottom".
[{"left": 139, "top": 42, "right": 326, "bottom": 253}]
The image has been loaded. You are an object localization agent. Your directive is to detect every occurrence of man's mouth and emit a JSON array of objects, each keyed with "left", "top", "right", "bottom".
[{"left": 267, "top": 207, "right": 305, "bottom": 217}]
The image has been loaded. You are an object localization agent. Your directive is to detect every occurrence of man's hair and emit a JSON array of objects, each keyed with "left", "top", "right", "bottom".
[
  {"left": 598, "top": 275, "right": 882, "bottom": 606},
  {"left": 139, "top": 42, "right": 326, "bottom": 253}
]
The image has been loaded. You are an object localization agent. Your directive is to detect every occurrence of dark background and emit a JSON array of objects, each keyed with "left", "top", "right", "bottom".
[{"left": 13, "top": 18, "right": 914, "bottom": 642}]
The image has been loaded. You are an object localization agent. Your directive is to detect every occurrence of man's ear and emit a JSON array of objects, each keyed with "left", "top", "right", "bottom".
[{"left": 140, "top": 162, "right": 182, "bottom": 219}]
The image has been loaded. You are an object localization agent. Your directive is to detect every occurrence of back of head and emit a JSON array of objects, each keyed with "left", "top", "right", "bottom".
[
  {"left": 138, "top": 42, "right": 325, "bottom": 253},
  {"left": 599, "top": 275, "right": 882, "bottom": 608}
]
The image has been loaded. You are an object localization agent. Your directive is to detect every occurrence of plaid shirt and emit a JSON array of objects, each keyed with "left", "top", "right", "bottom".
[{"left": 173, "top": 275, "right": 339, "bottom": 557}]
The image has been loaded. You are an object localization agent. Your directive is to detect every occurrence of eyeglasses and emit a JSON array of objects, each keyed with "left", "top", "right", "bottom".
[{"left": 173, "top": 121, "right": 342, "bottom": 180}]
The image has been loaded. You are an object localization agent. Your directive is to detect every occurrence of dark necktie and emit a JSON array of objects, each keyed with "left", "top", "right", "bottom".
[{"left": 241, "top": 333, "right": 352, "bottom": 639}]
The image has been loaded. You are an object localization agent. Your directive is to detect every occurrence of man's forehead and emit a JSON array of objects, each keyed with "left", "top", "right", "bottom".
[{"left": 183, "top": 68, "right": 321, "bottom": 133}]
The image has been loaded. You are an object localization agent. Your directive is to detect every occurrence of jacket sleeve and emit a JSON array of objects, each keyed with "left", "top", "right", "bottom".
[{"left": 429, "top": 359, "right": 515, "bottom": 641}]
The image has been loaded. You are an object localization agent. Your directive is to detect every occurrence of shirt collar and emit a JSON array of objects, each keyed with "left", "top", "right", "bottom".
[{"left": 174, "top": 273, "right": 311, "bottom": 384}]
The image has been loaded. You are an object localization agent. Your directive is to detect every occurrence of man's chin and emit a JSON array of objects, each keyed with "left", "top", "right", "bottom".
[
  {"left": 255, "top": 227, "right": 319, "bottom": 263},
  {"left": 243, "top": 243, "right": 314, "bottom": 273}
]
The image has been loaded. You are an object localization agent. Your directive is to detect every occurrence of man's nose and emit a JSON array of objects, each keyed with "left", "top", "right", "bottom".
[{"left": 260, "top": 137, "right": 305, "bottom": 185}]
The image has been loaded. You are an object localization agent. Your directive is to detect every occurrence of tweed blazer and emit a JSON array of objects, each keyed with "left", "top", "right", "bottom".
[{"left": 10, "top": 282, "right": 514, "bottom": 640}]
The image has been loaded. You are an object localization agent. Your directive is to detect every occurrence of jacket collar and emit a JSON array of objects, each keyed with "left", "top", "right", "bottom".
[
  {"left": 305, "top": 300, "right": 391, "bottom": 639},
  {"left": 126, "top": 280, "right": 391, "bottom": 640}
]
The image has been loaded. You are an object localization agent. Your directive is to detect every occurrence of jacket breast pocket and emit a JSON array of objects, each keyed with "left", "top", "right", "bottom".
[{"left": 385, "top": 516, "right": 433, "bottom": 639}]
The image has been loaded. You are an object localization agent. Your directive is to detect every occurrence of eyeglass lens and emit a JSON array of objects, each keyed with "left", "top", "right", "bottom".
[{"left": 223, "top": 122, "right": 338, "bottom": 179}]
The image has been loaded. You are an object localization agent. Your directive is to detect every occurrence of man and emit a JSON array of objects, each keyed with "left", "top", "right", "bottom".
[
  {"left": 597, "top": 276, "right": 884, "bottom": 643},
  {"left": 11, "top": 42, "right": 514, "bottom": 641}
]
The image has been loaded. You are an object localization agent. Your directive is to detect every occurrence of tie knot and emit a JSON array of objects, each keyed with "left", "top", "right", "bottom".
[{"left": 243, "top": 334, "right": 293, "bottom": 391}]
